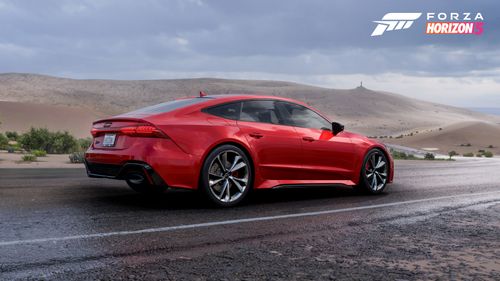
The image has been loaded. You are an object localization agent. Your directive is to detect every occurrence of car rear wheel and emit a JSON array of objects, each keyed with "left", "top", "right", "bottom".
[
  {"left": 201, "top": 145, "right": 252, "bottom": 207},
  {"left": 357, "top": 149, "right": 389, "bottom": 194}
]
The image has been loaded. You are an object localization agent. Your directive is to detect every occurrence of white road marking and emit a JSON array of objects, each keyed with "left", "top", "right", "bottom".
[{"left": 1, "top": 190, "right": 499, "bottom": 247}]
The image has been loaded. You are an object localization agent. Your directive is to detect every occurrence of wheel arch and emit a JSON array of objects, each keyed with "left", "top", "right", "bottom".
[{"left": 354, "top": 144, "right": 392, "bottom": 185}]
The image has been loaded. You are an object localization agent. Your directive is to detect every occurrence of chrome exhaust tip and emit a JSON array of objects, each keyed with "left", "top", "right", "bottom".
[{"left": 127, "top": 173, "right": 146, "bottom": 185}]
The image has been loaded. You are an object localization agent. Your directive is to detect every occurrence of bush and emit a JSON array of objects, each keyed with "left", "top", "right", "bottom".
[
  {"left": 476, "top": 153, "right": 483, "bottom": 157},
  {"left": 424, "top": 153, "right": 435, "bottom": 160},
  {"left": 488, "top": 145, "right": 494, "bottom": 148},
  {"left": 0, "top": 133, "right": 8, "bottom": 149},
  {"left": 448, "top": 150, "right": 458, "bottom": 160},
  {"left": 51, "top": 131, "right": 78, "bottom": 154},
  {"left": 483, "top": 151, "right": 493, "bottom": 158},
  {"left": 390, "top": 150, "right": 418, "bottom": 160},
  {"left": 32, "top": 149, "right": 47, "bottom": 157},
  {"left": 77, "top": 138, "right": 92, "bottom": 151},
  {"left": 390, "top": 150, "right": 406, "bottom": 159},
  {"left": 19, "top": 128, "right": 78, "bottom": 154},
  {"left": 22, "top": 154, "right": 37, "bottom": 162},
  {"left": 19, "top": 128, "right": 51, "bottom": 152},
  {"left": 5, "top": 131, "right": 19, "bottom": 141},
  {"left": 69, "top": 152, "right": 85, "bottom": 163},
  {"left": 463, "top": 152, "right": 474, "bottom": 157}
]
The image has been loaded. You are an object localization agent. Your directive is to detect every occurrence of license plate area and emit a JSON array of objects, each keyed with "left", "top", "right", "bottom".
[{"left": 102, "top": 133, "right": 117, "bottom": 147}]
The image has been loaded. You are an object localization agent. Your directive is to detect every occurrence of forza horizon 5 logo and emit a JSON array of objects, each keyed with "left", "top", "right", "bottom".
[{"left": 371, "top": 12, "right": 484, "bottom": 36}]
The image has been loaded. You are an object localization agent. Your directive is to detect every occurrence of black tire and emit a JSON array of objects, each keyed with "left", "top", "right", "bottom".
[
  {"left": 200, "top": 144, "right": 253, "bottom": 207},
  {"left": 125, "top": 171, "right": 167, "bottom": 194},
  {"left": 357, "top": 149, "right": 389, "bottom": 194}
]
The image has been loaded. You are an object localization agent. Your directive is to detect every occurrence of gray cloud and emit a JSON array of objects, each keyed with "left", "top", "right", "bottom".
[{"left": 0, "top": 0, "right": 498, "bottom": 106}]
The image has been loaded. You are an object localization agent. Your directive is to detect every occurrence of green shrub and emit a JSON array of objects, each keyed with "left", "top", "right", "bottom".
[
  {"left": 77, "top": 138, "right": 92, "bottom": 151},
  {"left": 5, "top": 131, "right": 19, "bottom": 141},
  {"left": 448, "top": 151, "right": 458, "bottom": 160},
  {"left": 19, "top": 128, "right": 78, "bottom": 154},
  {"left": 69, "top": 152, "right": 85, "bottom": 163},
  {"left": 51, "top": 131, "right": 78, "bottom": 154},
  {"left": 390, "top": 150, "right": 407, "bottom": 159},
  {"left": 390, "top": 150, "right": 419, "bottom": 160},
  {"left": 487, "top": 145, "right": 494, "bottom": 148},
  {"left": 19, "top": 128, "right": 51, "bottom": 151},
  {"left": 424, "top": 153, "right": 435, "bottom": 160},
  {"left": 476, "top": 153, "right": 483, "bottom": 157},
  {"left": 22, "top": 154, "right": 37, "bottom": 162},
  {"left": 32, "top": 149, "right": 47, "bottom": 157},
  {"left": 463, "top": 152, "right": 474, "bottom": 157},
  {"left": 0, "top": 133, "right": 8, "bottom": 149},
  {"left": 483, "top": 151, "right": 493, "bottom": 158}
]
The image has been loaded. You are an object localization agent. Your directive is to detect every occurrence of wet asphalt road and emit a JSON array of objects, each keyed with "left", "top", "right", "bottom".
[{"left": 0, "top": 159, "right": 499, "bottom": 280}]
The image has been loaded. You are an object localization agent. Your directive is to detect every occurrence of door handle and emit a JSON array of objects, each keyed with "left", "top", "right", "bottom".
[
  {"left": 302, "top": 136, "right": 315, "bottom": 142},
  {"left": 249, "top": 132, "right": 263, "bottom": 139}
]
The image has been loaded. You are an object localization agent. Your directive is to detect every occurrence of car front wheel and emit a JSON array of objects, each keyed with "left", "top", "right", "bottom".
[{"left": 358, "top": 149, "right": 389, "bottom": 194}]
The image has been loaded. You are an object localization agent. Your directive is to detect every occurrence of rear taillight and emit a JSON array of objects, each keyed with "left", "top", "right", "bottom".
[
  {"left": 120, "top": 125, "right": 166, "bottom": 138},
  {"left": 91, "top": 124, "right": 168, "bottom": 138}
]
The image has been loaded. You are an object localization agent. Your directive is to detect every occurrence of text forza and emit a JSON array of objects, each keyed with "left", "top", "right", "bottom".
[{"left": 425, "top": 12, "right": 484, "bottom": 35}]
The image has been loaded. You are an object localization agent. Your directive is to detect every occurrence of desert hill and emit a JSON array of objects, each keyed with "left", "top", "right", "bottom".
[
  {"left": 390, "top": 121, "right": 500, "bottom": 155},
  {"left": 0, "top": 73, "right": 499, "bottom": 152},
  {"left": 0, "top": 101, "right": 105, "bottom": 138}
]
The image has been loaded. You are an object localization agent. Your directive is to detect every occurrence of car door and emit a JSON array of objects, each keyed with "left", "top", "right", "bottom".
[
  {"left": 236, "top": 100, "right": 303, "bottom": 180},
  {"left": 276, "top": 101, "right": 356, "bottom": 180}
]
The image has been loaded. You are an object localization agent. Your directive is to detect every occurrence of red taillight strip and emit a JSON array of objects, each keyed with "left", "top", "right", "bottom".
[{"left": 91, "top": 125, "right": 168, "bottom": 138}]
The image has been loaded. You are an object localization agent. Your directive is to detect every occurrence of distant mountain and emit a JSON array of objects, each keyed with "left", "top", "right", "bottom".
[
  {"left": 468, "top": 107, "right": 500, "bottom": 116},
  {"left": 0, "top": 73, "right": 499, "bottom": 143}
]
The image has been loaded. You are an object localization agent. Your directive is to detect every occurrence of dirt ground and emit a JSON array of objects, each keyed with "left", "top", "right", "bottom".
[{"left": 0, "top": 151, "right": 84, "bottom": 168}]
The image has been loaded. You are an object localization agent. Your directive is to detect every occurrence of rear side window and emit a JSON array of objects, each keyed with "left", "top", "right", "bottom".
[
  {"left": 121, "top": 98, "right": 211, "bottom": 116},
  {"left": 204, "top": 102, "right": 242, "bottom": 120},
  {"left": 240, "top": 100, "right": 280, "bottom": 124}
]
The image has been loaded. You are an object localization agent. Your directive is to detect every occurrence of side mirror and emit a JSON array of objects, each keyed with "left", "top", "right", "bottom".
[{"left": 332, "top": 122, "right": 344, "bottom": 135}]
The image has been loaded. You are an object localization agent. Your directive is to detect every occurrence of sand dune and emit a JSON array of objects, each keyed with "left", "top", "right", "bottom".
[
  {"left": 0, "top": 101, "right": 103, "bottom": 138},
  {"left": 0, "top": 73, "right": 499, "bottom": 147},
  {"left": 387, "top": 121, "right": 500, "bottom": 154}
]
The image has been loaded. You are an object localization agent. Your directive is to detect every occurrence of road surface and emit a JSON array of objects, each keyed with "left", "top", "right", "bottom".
[{"left": 0, "top": 159, "right": 499, "bottom": 280}]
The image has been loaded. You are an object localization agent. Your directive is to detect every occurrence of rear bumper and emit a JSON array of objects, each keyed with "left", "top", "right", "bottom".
[
  {"left": 84, "top": 160, "right": 168, "bottom": 187},
  {"left": 84, "top": 160, "right": 121, "bottom": 178},
  {"left": 84, "top": 137, "right": 201, "bottom": 189}
]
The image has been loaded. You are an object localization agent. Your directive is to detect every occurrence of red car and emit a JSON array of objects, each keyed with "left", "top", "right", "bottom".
[{"left": 85, "top": 94, "right": 393, "bottom": 207}]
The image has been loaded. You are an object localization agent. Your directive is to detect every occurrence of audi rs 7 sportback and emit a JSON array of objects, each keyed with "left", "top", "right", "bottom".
[{"left": 85, "top": 94, "right": 394, "bottom": 207}]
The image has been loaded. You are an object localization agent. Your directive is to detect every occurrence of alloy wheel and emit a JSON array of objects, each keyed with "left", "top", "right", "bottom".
[
  {"left": 207, "top": 150, "right": 249, "bottom": 203},
  {"left": 364, "top": 151, "right": 388, "bottom": 191}
]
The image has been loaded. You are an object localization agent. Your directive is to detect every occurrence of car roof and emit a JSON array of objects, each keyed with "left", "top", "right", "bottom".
[
  {"left": 203, "top": 94, "right": 307, "bottom": 105},
  {"left": 106, "top": 93, "right": 314, "bottom": 122}
]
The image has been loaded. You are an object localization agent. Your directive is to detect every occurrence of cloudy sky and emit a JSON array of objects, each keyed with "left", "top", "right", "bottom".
[{"left": 0, "top": 0, "right": 498, "bottom": 107}]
